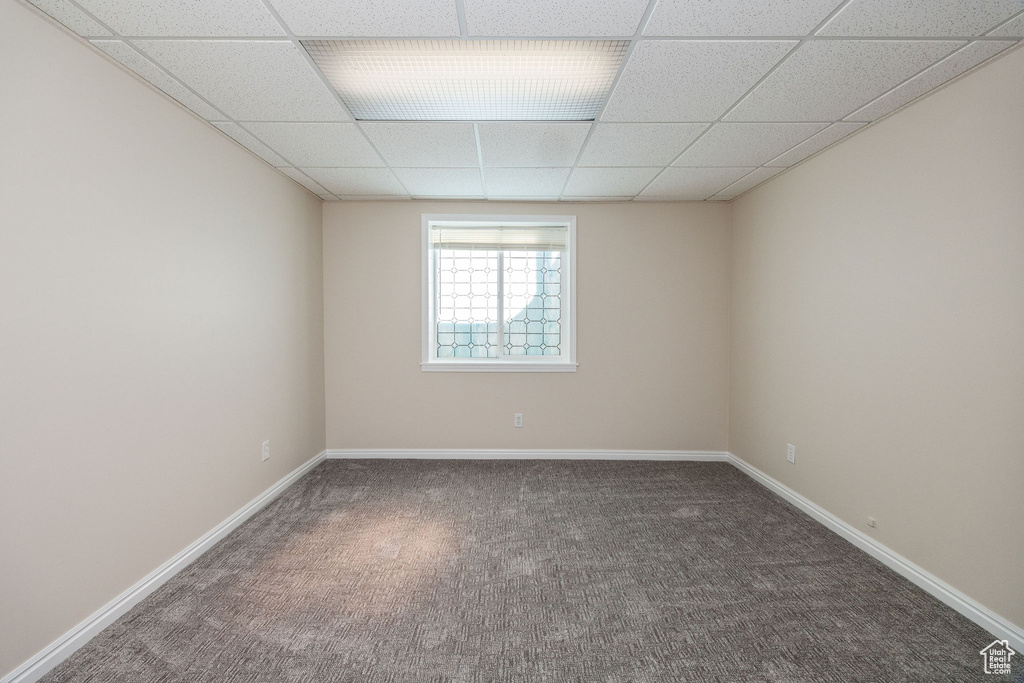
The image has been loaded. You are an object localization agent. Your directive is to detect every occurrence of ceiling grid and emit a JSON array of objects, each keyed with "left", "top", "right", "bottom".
[{"left": 21, "top": 0, "right": 1024, "bottom": 201}]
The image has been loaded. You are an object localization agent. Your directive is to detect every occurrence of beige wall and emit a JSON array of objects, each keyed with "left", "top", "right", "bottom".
[
  {"left": 324, "top": 201, "right": 731, "bottom": 451},
  {"left": 730, "top": 46, "right": 1024, "bottom": 629},
  {"left": 0, "top": 2, "right": 326, "bottom": 676},
  {"left": 4, "top": 0, "right": 1021, "bottom": 673}
]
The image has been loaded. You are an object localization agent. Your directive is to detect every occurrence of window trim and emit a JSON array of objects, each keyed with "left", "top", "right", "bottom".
[{"left": 421, "top": 213, "right": 577, "bottom": 373}]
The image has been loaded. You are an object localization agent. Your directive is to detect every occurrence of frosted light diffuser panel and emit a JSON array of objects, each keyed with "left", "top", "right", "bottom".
[{"left": 303, "top": 40, "right": 629, "bottom": 121}]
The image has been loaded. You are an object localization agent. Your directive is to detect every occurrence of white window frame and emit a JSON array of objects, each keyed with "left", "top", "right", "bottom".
[{"left": 421, "top": 214, "right": 577, "bottom": 373}]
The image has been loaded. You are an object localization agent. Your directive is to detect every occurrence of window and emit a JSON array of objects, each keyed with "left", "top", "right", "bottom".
[{"left": 422, "top": 214, "right": 577, "bottom": 372}]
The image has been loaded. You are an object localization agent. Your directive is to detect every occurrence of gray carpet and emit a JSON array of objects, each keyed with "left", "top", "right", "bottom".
[{"left": 42, "top": 460, "right": 1017, "bottom": 682}]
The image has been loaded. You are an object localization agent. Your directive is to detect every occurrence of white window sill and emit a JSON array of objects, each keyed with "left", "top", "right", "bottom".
[{"left": 421, "top": 361, "right": 578, "bottom": 373}]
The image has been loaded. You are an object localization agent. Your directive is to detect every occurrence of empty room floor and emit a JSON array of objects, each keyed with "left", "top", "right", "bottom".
[{"left": 43, "top": 460, "right": 997, "bottom": 682}]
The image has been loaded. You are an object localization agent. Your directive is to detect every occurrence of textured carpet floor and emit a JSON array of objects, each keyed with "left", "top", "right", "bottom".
[{"left": 42, "top": 460, "right": 1016, "bottom": 682}]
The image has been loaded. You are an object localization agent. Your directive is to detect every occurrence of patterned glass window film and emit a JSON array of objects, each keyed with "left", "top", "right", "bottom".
[
  {"left": 504, "top": 251, "right": 560, "bottom": 356},
  {"left": 435, "top": 250, "right": 500, "bottom": 358},
  {"left": 431, "top": 225, "right": 567, "bottom": 359}
]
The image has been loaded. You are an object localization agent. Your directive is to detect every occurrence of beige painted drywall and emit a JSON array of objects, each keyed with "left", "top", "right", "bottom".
[
  {"left": 323, "top": 201, "right": 730, "bottom": 451},
  {"left": 0, "top": 1, "right": 326, "bottom": 676},
  {"left": 730, "top": 46, "right": 1024, "bottom": 630}
]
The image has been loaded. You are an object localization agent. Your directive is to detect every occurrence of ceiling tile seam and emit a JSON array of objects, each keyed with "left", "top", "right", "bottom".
[
  {"left": 840, "top": 40, "right": 982, "bottom": 124},
  {"left": 636, "top": 0, "right": 857, "bottom": 200},
  {"left": 47, "top": 4, "right": 1014, "bottom": 203},
  {"left": 299, "top": 166, "right": 411, "bottom": 169},
  {"left": 731, "top": 121, "right": 878, "bottom": 199},
  {"left": 230, "top": 121, "right": 318, "bottom": 170},
  {"left": 712, "top": 0, "right": 863, "bottom": 200},
  {"left": 42, "top": 2, "right": 317, "bottom": 194},
  {"left": 558, "top": 0, "right": 661, "bottom": 201},
  {"left": 139, "top": 40, "right": 324, "bottom": 175},
  {"left": 670, "top": 164, "right": 782, "bottom": 168},
  {"left": 250, "top": 1, "right": 352, "bottom": 122},
  {"left": 78, "top": 36, "right": 1022, "bottom": 43},
  {"left": 761, "top": 123, "right": 849, "bottom": 166},
  {"left": 81, "top": 36, "right": 232, "bottom": 122},
  {"left": 459, "top": 34, "right": 638, "bottom": 41},
  {"left": 279, "top": 167, "right": 332, "bottom": 196},
  {"left": 104, "top": 36, "right": 297, "bottom": 41},
  {"left": 52, "top": 3, "right": 237, "bottom": 134},
  {"left": 845, "top": 40, "right": 1022, "bottom": 129},
  {"left": 82, "top": 4, "right": 341, "bottom": 196},
  {"left": 118, "top": 39, "right": 235, "bottom": 120},
  {"left": 713, "top": 168, "right": 775, "bottom": 198},
  {"left": 209, "top": 119, "right": 842, "bottom": 126},
  {"left": 631, "top": 47, "right": 798, "bottom": 199},
  {"left": 253, "top": 0, "right": 415, "bottom": 199},
  {"left": 60, "top": 0, "right": 117, "bottom": 36},
  {"left": 473, "top": 123, "right": 487, "bottom": 196},
  {"left": 722, "top": 39, "right": 852, "bottom": 117},
  {"left": 813, "top": 0, "right": 868, "bottom": 36},
  {"left": 762, "top": 133, "right": 861, "bottom": 177},
  {"left": 987, "top": 9, "right": 1024, "bottom": 35},
  {"left": 639, "top": 35, "right": 1021, "bottom": 42},
  {"left": 454, "top": 0, "right": 469, "bottom": 39},
  {"left": 808, "top": 0, "right": 860, "bottom": 38}
]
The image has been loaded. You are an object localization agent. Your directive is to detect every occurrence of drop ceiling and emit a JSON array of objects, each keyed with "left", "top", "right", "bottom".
[{"left": 24, "top": 0, "right": 1024, "bottom": 201}]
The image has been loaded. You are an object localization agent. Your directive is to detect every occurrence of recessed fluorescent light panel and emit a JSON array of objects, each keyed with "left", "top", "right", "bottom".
[{"left": 303, "top": 40, "right": 629, "bottom": 121}]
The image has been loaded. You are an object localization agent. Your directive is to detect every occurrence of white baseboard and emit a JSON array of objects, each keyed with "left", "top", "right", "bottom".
[
  {"left": 326, "top": 449, "right": 731, "bottom": 461},
  {"left": 726, "top": 452, "right": 1024, "bottom": 652},
  {"left": 10, "top": 448, "right": 1018, "bottom": 682},
  {"left": 2, "top": 450, "right": 328, "bottom": 683}
]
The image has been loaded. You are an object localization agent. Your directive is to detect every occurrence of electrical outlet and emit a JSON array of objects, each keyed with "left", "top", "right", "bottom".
[
  {"left": 867, "top": 516, "right": 877, "bottom": 528},
  {"left": 786, "top": 443, "right": 795, "bottom": 464},
  {"left": 262, "top": 440, "right": 270, "bottom": 462},
  {"left": 514, "top": 413, "right": 523, "bottom": 428}
]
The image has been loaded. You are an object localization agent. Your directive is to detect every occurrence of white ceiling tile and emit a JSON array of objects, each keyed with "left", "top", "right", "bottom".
[
  {"left": 242, "top": 123, "right": 383, "bottom": 167},
  {"left": 360, "top": 123, "right": 479, "bottom": 167},
  {"left": 483, "top": 168, "right": 571, "bottom": 197},
  {"left": 477, "top": 123, "right": 590, "bottom": 167},
  {"left": 713, "top": 167, "right": 785, "bottom": 197},
  {"left": 302, "top": 167, "right": 408, "bottom": 196},
  {"left": 725, "top": 40, "right": 963, "bottom": 121},
  {"left": 270, "top": 0, "right": 460, "bottom": 36},
  {"left": 989, "top": 12, "right": 1024, "bottom": 36},
  {"left": 463, "top": 0, "right": 648, "bottom": 37},
  {"left": 577, "top": 123, "right": 708, "bottom": 166},
  {"left": 26, "top": 0, "right": 111, "bottom": 35},
  {"left": 212, "top": 122, "right": 289, "bottom": 166},
  {"left": 275, "top": 167, "right": 330, "bottom": 195},
  {"left": 819, "top": 0, "right": 1022, "bottom": 36},
  {"left": 673, "top": 123, "right": 827, "bottom": 167},
  {"left": 134, "top": 40, "right": 350, "bottom": 121},
  {"left": 76, "top": 0, "right": 284, "bottom": 37},
  {"left": 766, "top": 122, "right": 866, "bottom": 166},
  {"left": 847, "top": 40, "right": 1018, "bottom": 121},
  {"left": 562, "top": 167, "right": 662, "bottom": 196},
  {"left": 91, "top": 40, "right": 223, "bottom": 119},
  {"left": 392, "top": 168, "right": 484, "bottom": 197},
  {"left": 639, "top": 167, "right": 753, "bottom": 199},
  {"left": 601, "top": 40, "right": 797, "bottom": 121},
  {"left": 645, "top": 0, "right": 842, "bottom": 36}
]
